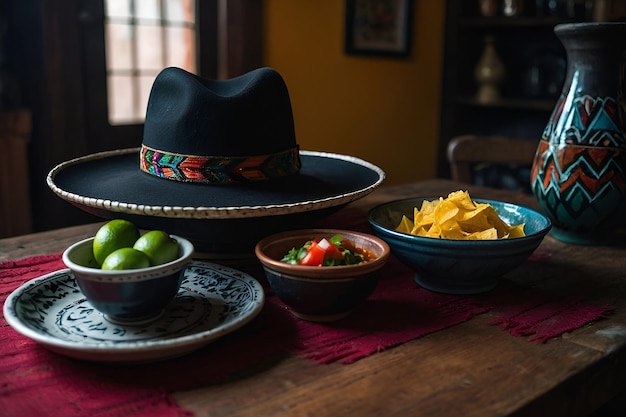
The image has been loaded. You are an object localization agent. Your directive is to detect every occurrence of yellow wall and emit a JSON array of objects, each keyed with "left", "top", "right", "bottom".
[{"left": 263, "top": 0, "right": 445, "bottom": 185}]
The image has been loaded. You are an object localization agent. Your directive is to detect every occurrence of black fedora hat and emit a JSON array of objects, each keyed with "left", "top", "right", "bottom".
[{"left": 47, "top": 67, "right": 385, "bottom": 254}]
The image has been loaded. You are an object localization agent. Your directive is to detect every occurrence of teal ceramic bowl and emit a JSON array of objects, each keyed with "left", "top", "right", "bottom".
[{"left": 367, "top": 198, "right": 551, "bottom": 295}]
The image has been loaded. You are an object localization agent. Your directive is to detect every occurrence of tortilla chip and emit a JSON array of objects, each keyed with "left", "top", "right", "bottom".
[{"left": 396, "top": 215, "right": 414, "bottom": 234}]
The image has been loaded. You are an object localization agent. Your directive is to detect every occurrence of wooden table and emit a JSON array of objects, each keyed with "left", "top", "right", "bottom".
[{"left": 2, "top": 179, "right": 626, "bottom": 417}]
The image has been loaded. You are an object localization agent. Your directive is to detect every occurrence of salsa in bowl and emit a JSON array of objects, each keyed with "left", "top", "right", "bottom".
[{"left": 255, "top": 229, "right": 390, "bottom": 321}]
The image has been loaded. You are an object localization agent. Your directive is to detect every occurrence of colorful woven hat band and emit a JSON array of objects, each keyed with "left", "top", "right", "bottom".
[{"left": 140, "top": 144, "right": 302, "bottom": 184}]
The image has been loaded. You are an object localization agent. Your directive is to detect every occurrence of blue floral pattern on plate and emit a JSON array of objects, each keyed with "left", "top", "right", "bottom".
[{"left": 3, "top": 261, "right": 265, "bottom": 363}]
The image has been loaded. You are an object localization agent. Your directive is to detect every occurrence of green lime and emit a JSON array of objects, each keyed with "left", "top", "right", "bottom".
[
  {"left": 93, "top": 219, "right": 141, "bottom": 266},
  {"left": 101, "top": 247, "right": 150, "bottom": 270},
  {"left": 133, "top": 230, "right": 179, "bottom": 266}
]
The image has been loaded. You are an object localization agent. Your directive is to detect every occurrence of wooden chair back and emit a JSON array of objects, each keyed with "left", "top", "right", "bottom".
[{"left": 446, "top": 135, "right": 538, "bottom": 184}]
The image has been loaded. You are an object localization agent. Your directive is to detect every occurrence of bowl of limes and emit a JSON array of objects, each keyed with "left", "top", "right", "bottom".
[{"left": 62, "top": 219, "right": 195, "bottom": 324}]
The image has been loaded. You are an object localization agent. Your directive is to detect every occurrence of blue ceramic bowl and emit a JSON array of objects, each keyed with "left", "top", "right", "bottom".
[
  {"left": 255, "top": 229, "right": 390, "bottom": 322},
  {"left": 368, "top": 198, "right": 551, "bottom": 295},
  {"left": 62, "top": 235, "right": 194, "bottom": 324}
]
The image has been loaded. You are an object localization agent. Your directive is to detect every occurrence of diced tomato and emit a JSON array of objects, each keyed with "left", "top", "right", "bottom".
[
  {"left": 317, "top": 238, "right": 344, "bottom": 259},
  {"left": 299, "top": 241, "right": 327, "bottom": 266}
]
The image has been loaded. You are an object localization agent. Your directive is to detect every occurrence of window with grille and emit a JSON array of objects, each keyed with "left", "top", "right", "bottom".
[{"left": 104, "top": 0, "right": 196, "bottom": 125}]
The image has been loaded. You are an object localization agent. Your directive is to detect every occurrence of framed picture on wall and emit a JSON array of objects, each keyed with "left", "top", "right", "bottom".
[{"left": 344, "top": 0, "right": 413, "bottom": 58}]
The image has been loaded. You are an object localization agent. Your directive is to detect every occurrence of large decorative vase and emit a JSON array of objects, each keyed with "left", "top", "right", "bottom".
[{"left": 531, "top": 23, "right": 626, "bottom": 245}]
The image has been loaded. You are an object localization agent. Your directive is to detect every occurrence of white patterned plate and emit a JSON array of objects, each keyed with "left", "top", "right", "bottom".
[{"left": 3, "top": 261, "right": 265, "bottom": 364}]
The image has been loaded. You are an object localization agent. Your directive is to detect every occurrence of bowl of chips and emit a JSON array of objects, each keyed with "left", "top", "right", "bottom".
[{"left": 367, "top": 191, "right": 551, "bottom": 294}]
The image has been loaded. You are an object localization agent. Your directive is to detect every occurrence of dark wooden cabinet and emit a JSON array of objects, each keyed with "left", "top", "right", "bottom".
[{"left": 436, "top": 0, "right": 592, "bottom": 180}]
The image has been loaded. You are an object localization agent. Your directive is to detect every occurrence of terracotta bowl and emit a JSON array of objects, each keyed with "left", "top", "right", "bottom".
[
  {"left": 62, "top": 235, "right": 194, "bottom": 324},
  {"left": 368, "top": 198, "right": 552, "bottom": 295},
  {"left": 255, "top": 229, "right": 390, "bottom": 322}
]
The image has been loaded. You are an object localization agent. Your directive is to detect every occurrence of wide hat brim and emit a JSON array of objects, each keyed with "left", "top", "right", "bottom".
[{"left": 47, "top": 148, "right": 385, "bottom": 255}]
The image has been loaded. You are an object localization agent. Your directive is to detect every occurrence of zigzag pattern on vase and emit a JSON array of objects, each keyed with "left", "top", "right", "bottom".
[
  {"left": 543, "top": 95, "right": 626, "bottom": 148},
  {"left": 532, "top": 143, "right": 626, "bottom": 232}
]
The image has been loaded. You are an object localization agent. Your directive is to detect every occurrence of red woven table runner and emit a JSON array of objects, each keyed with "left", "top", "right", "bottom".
[{"left": 0, "top": 210, "right": 612, "bottom": 417}]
